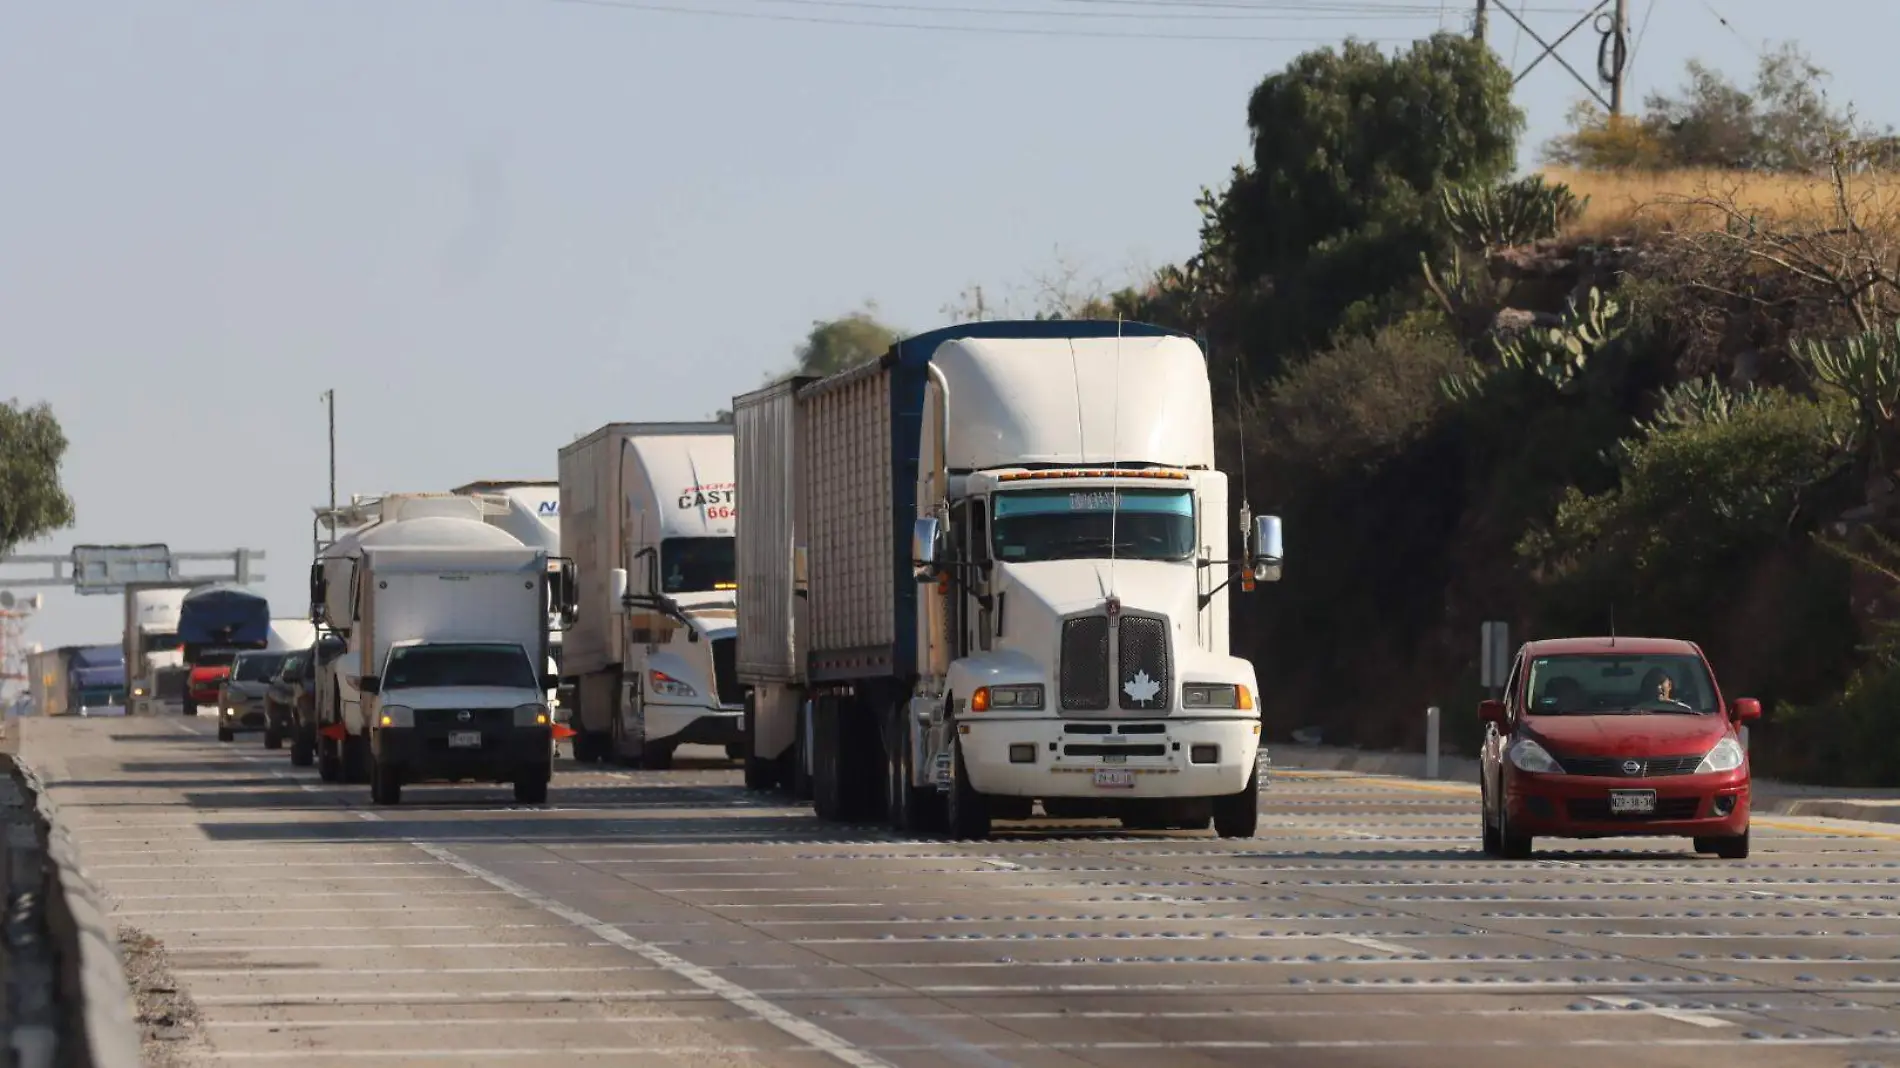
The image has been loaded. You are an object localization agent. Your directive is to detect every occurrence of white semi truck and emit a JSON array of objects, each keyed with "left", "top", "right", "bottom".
[
  {"left": 121, "top": 582, "right": 193, "bottom": 716},
  {"left": 449, "top": 480, "right": 572, "bottom": 725},
  {"left": 309, "top": 503, "right": 574, "bottom": 803},
  {"left": 560, "top": 422, "right": 743, "bottom": 768},
  {"left": 732, "top": 320, "right": 1283, "bottom": 840}
]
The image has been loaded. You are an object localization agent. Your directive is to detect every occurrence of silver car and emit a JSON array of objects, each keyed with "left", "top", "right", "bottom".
[{"left": 218, "top": 650, "right": 290, "bottom": 743}]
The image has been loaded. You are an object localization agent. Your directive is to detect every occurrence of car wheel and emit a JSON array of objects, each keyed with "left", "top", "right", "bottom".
[
  {"left": 1712, "top": 827, "right": 1749, "bottom": 860},
  {"left": 1497, "top": 795, "right": 1533, "bottom": 859},
  {"left": 1481, "top": 783, "right": 1503, "bottom": 855},
  {"left": 217, "top": 725, "right": 235, "bottom": 743}
]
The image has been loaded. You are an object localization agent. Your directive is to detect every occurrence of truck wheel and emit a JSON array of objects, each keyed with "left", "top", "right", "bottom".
[
  {"left": 1212, "top": 769, "right": 1260, "bottom": 839},
  {"left": 370, "top": 756, "right": 401, "bottom": 805},
  {"left": 263, "top": 727, "right": 284, "bottom": 751},
  {"left": 217, "top": 725, "right": 236, "bottom": 743},
  {"left": 886, "top": 709, "right": 928, "bottom": 834},
  {"left": 812, "top": 697, "right": 846, "bottom": 822},
  {"left": 945, "top": 738, "right": 991, "bottom": 841},
  {"left": 290, "top": 729, "right": 315, "bottom": 768},
  {"left": 317, "top": 737, "right": 341, "bottom": 781},
  {"left": 742, "top": 696, "right": 775, "bottom": 791},
  {"left": 639, "top": 742, "right": 675, "bottom": 771},
  {"left": 513, "top": 776, "right": 550, "bottom": 804}
]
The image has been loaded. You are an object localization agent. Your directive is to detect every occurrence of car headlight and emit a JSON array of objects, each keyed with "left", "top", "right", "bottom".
[
  {"left": 377, "top": 705, "right": 415, "bottom": 728},
  {"left": 648, "top": 670, "right": 696, "bottom": 698},
  {"left": 1182, "top": 683, "right": 1254, "bottom": 710},
  {"left": 514, "top": 703, "right": 551, "bottom": 727},
  {"left": 971, "top": 684, "right": 1044, "bottom": 712},
  {"left": 1507, "top": 738, "right": 1564, "bottom": 774},
  {"left": 1697, "top": 736, "right": 1745, "bottom": 774}
]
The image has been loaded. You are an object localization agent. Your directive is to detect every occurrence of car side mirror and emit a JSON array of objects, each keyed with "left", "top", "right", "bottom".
[
  {"left": 912, "top": 517, "right": 943, "bottom": 582},
  {"left": 1478, "top": 699, "right": 1506, "bottom": 726},
  {"left": 356, "top": 675, "right": 381, "bottom": 695},
  {"left": 1250, "top": 515, "right": 1283, "bottom": 583},
  {"left": 1732, "top": 697, "right": 1761, "bottom": 722}
]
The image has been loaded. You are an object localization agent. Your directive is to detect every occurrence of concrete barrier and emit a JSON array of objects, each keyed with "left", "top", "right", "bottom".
[{"left": 2, "top": 757, "right": 140, "bottom": 1068}]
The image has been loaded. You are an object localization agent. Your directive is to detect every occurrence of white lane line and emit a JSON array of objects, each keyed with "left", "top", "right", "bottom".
[
  {"left": 112, "top": 906, "right": 537, "bottom": 917},
  {"left": 982, "top": 860, "right": 1022, "bottom": 871},
  {"left": 173, "top": 965, "right": 649, "bottom": 977},
  {"left": 168, "top": 942, "right": 599, "bottom": 953},
  {"left": 1330, "top": 935, "right": 1415, "bottom": 956},
  {"left": 356, "top": 814, "right": 892, "bottom": 1068},
  {"left": 1586, "top": 997, "right": 1733, "bottom": 1029}
]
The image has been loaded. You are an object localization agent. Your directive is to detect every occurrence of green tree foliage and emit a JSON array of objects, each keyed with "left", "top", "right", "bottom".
[
  {"left": 0, "top": 400, "right": 77, "bottom": 557},
  {"left": 1543, "top": 42, "right": 1867, "bottom": 171},
  {"left": 795, "top": 306, "right": 902, "bottom": 377}
]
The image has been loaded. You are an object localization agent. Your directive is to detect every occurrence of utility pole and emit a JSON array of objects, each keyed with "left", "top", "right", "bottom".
[
  {"left": 321, "top": 389, "right": 337, "bottom": 529},
  {"left": 1608, "top": 0, "right": 1628, "bottom": 116},
  {"left": 1473, "top": 0, "right": 1487, "bottom": 43}
]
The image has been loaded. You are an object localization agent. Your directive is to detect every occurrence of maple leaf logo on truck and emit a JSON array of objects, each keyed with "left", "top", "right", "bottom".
[{"left": 1123, "top": 670, "right": 1160, "bottom": 706}]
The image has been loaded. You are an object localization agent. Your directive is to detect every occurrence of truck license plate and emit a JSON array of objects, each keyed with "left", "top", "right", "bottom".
[
  {"left": 448, "top": 731, "right": 482, "bottom": 749},
  {"left": 1609, "top": 789, "right": 1656, "bottom": 814},
  {"left": 1093, "top": 769, "right": 1135, "bottom": 788}
]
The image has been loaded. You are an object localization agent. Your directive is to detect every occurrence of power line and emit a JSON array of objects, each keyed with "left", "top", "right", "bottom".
[{"left": 545, "top": 0, "right": 1402, "bottom": 38}]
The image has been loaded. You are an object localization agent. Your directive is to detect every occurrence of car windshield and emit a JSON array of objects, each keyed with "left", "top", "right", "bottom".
[
  {"left": 1525, "top": 653, "right": 1719, "bottom": 715},
  {"left": 382, "top": 643, "right": 536, "bottom": 691},
  {"left": 233, "top": 653, "right": 287, "bottom": 682},
  {"left": 277, "top": 653, "right": 307, "bottom": 679},
  {"left": 992, "top": 488, "right": 1196, "bottom": 563},
  {"left": 661, "top": 537, "right": 736, "bottom": 594}
]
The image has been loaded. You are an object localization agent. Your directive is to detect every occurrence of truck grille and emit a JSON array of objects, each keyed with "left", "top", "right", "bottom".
[
  {"left": 155, "top": 669, "right": 187, "bottom": 699},
  {"left": 1117, "top": 616, "right": 1171, "bottom": 711},
  {"left": 710, "top": 637, "right": 745, "bottom": 707},
  {"left": 1059, "top": 617, "right": 1110, "bottom": 711}
]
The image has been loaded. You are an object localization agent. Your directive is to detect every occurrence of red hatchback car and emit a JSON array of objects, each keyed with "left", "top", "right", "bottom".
[{"left": 1479, "top": 637, "right": 1760, "bottom": 860}]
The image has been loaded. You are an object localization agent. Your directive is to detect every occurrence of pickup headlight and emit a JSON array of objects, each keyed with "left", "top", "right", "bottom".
[
  {"left": 649, "top": 670, "right": 697, "bottom": 698},
  {"left": 514, "top": 703, "right": 551, "bottom": 727},
  {"left": 1507, "top": 738, "right": 1564, "bottom": 774},
  {"left": 971, "top": 684, "right": 1043, "bottom": 711},
  {"left": 377, "top": 705, "right": 414, "bottom": 728},
  {"left": 1182, "top": 683, "right": 1254, "bottom": 710},
  {"left": 1697, "top": 736, "right": 1745, "bottom": 774}
]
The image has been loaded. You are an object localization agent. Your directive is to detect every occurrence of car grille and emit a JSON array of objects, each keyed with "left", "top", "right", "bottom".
[
  {"left": 1117, "top": 616, "right": 1171, "bottom": 711},
  {"left": 1561, "top": 755, "right": 1705, "bottom": 777},
  {"left": 414, "top": 708, "right": 514, "bottom": 732},
  {"left": 1059, "top": 617, "right": 1111, "bottom": 711},
  {"left": 710, "top": 637, "right": 745, "bottom": 707},
  {"left": 1566, "top": 796, "right": 1703, "bottom": 821}
]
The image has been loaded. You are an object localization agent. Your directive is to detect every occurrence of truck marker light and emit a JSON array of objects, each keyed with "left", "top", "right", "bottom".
[
  {"left": 971, "top": 688, "right": 990, "bottom": 712},
  {"left": 1238, "top": 685, "right": 1254, "bottom": 710},
  {"left": 379, "top": 714, "right": 393, "bottom": 727}
]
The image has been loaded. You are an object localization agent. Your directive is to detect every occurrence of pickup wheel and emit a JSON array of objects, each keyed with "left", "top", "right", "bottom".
[
  {"left": 343, "top": 734, "right": 370, "bottom": 784},
  {"left": 513, "top": 775, "right": 550, "bottom": 805},
  {"left": 217, "top": 725, "right": 236, "bottom": 743},
  {"left": 370, "top": 756, "right": 401, "bottom": 806},
  {"left": 944, "top": 737, "right": 992, "bottom": 841},
  {"left": 1212, "top": 770, "right": 1259, "bottom": 838}
]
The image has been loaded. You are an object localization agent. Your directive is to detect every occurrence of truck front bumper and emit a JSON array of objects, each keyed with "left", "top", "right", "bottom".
[
  {"left": 958, "top": 716, "right": 1262, "bottom": 799},
  {"left": 645, "top": 703, "right": 743, "bottom": 748},
  {"left": 372, "top": 726, "right": 553, "bottom": 784}
]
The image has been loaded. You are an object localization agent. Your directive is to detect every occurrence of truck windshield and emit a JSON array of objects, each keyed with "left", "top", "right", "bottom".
[
  {"left": 383, "top": 643, "right": 537, "bottom": 691},
  {"left": 1525, "top": 654, "right": 1720, "bottom": 715},
  {"left": 991, "top": 488, "right": 1196, "bottom": 563},
  {"left": 145, "top": 632, "right": 182, "bottom": 652},
  {"left": 233, "top": 653, "right": 287, "bottom": 682},
  {"left": 661, "top": 538, "right": 736, "bottom": 593}
]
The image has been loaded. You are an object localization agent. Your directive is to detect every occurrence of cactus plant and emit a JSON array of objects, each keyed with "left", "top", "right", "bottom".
[{"left": 1440, "top": 174, "right": 1589, "bottom": 250}]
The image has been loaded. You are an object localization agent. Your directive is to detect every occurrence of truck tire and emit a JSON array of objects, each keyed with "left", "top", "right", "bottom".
[
  {"left": 742, "top": 695, "right": 776, "bottom": 792},
  {"left": 263, "top": 726, "right": 284, "bottom": 751},
  {"left": 317, "top": 737, "right": 341, "bottom": 782},
  {"left": 944, "top": 738, "right": 991, "bottom": 841},
  {"left": 812, "top": 696, "right": 846, "bottom": 822},
  {"left": 513, "top": 775, "right": 550, "bottom": 805},
  {"left": 1212, "top": 769, "right": 1259, "bottom": 838},
  {"left": 639, "top": 742, "right": 675, "bottom": 771},
  {"left": 290, "top": 729, "right": 315, "bottom": 768},
  {"left": 886, "top": 707, "right": 944, "bottom": 834}
]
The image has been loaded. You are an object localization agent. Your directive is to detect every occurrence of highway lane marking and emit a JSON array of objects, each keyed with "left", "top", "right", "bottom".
[
  {"left": 1586, "top": 996, "right": 1733, "bottom": 1028},
  {"left": 346, "top": 812, "right": 894, "bottom": 1068},
  {"left": 1330, "top": 935, "right": 1416, "bottom": 956}
]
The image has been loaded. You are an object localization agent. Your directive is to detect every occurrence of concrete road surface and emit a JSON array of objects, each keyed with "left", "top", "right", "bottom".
[{"left": 18, "top": 715, "right": 1900, "bottom": 1067}]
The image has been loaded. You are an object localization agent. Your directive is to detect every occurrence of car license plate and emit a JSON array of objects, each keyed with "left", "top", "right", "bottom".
[
  {"left": 1094, "top": 769, "right": 1135, "bottom": 788},
  {"left": 448, "top": 731, "right": 482, "bottom": 749},
  {"left": 1609, "top": 789, "right": 1656, "bottom": 814}
]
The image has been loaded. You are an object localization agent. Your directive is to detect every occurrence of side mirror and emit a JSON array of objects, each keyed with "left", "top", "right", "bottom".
[
  {"left": 308, "top": 562, "right": 327, "bottom": 624},
  {"left": 609, "top": 568, "right": 629, "bottom": 612},
  {"left": 1732, "top": 697, "right": 1761, "bottom": 722},
  {"left": 911, "top": 517, "right": 944, "bottom": 582},
  {"left": 356, "top": 675, "right": 381, "bottom": 695},
  {"left": 1249, "top": 515, "right": 1284, "bottom": 583},
  {"left": 1478, "top": 699, "right": 1506, "bottom": 726}
]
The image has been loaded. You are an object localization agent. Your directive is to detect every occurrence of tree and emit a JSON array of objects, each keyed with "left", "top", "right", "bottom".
[
  {"left": 795, "top": 305, "right": 903, "bottom": 377},
  {"left": 0, "top": 400, "right": 77, "bottom": 557}
]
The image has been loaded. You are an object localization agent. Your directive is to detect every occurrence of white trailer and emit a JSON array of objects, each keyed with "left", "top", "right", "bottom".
[
  {"left": 733, "top": 321, "right": 1284, "bottom": 840},
  {"left": 122, "top": 582, "right": 192, "bottom": 716},
  {"left": 309, "top": 511, "right": 570, "bottom": 803},
  {"left": 560, "top": 422, "right": 742, "bottom": 768},
  {"left": 449, "top": 479, "right": 572, "bottom": 724}
]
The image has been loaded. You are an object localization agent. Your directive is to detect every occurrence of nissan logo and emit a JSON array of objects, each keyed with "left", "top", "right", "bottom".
[
  {"left": 1622, "top": 759, "right": 1643, "bottom": 775},
  {"left": 457, "top": 710, "right": 472, "bottom": 722}
]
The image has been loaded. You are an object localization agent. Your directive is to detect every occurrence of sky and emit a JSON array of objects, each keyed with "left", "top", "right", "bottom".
[{"left": 2, "top": 0, "right": 1896, "bottom": 669}]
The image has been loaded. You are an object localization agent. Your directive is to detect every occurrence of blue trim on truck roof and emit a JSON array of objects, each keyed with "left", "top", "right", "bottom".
[{"left": 879, "top": 320, "right": 1190, "bottom": 683}]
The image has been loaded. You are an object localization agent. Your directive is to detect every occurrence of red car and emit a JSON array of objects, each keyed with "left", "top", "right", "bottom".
[{"left": 1479, "top": 637, "right": 1760, "bottom": 860}]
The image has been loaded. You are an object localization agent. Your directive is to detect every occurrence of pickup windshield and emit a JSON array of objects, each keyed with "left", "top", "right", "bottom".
[
  {"left": 992, "top": 488, "right": 1196, "bottom": 563},
  {"left": 661, "top": 537, "right": 736, "bottom": 593},
  {"left": 383, "top": 643, "right": 537, "bottom": 691},
  {"left": 233, "top": 652, "right": 287, "bottom": 682},
  {"left": 1525, "top": 653, "right": 1719, "bottom": 715}
]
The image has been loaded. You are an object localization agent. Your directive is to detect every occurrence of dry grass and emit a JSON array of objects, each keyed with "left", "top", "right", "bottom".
[{"left": 1541, "top": 166, "right": 1900, "bottom": 241}]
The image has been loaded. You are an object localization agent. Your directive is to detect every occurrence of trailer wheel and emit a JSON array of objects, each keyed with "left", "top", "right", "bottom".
[
  {"left": 1212, "top": 768, "right": 1260, "bottom": 839},
  {"left": 944, "top": 737, "right": 991, "bottom": 841},
  {"left": 742, "top": 694, "right": 775, "bottom": 791}
]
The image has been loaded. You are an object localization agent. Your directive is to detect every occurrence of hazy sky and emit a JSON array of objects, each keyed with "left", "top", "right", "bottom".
[{"left": 3, "top": 0, "right": 1895, "bottom": 662}]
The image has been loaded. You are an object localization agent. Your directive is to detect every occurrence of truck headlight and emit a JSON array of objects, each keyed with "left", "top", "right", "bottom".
[
  {"left": 1697, "top": 736, "right": 1745, "bottom": 774},
  {"left": 648, "top": 671, "right": 697, "bottom": 698},
  {"left": 514, "top": 703, "right": 551, "bottom": 727},
  {"left": 377, "top": 705, "right": 415, "bottom": 728},
  {"left": 971, "top": 684, "right": 1043, "bottom": 712},
  {"left": 1182, "top": 683, "right": 1253, "bottom": 710},
  {"left": 133, "top": 686, "right": 146, "bottom": 697},
  {"left": 1507, "top": 738, "right": 1564, "bottom": 774}
]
